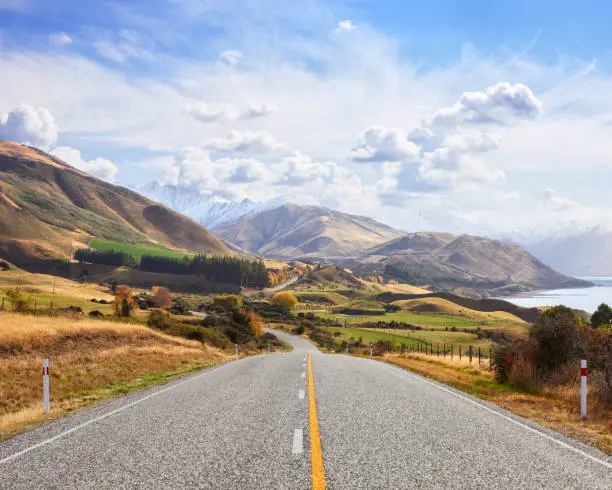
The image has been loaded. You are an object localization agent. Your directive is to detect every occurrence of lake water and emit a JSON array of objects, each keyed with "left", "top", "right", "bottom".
[{"left": 497, "top": 277, "right": 612, "bottom": 313}]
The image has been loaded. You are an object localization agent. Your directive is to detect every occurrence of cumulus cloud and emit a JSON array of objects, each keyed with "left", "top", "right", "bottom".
[
  {"left": 52, "top": 146, "right": 118, "bottom": 181},
  {"left": 351, "top": 127, "right": 420, "bottom": 163},
  {"left": 0, "top": 105, "right": 57, "bottom": 148},
  {"left": 335, "top": 20, "right": 356, "bottom": 33},
  {"left": 218, "top": 50, "right": 243, "bottom": 66},
  {"left": 430, "top": 82, "right": 542, "bottom": 128},
  {"left": 49, "top": 32, "right": 72, "bottom": 46},
  {"left": 226, "top": 158, "right": 266, "bottom": 183},
  {"left": 542, "top": 188, "right": 580, "bottom": 211},
  {"left": 202, "top": 130, "right": 284, "bottom": 154},
  {"left": 185, "top": 101, "right": 276, "bottom": 123}
]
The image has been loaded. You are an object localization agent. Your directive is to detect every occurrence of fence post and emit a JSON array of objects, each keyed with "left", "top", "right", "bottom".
[
  {"left": 459, "top": 345, "right": 462, "bottom": 360},
  {"left": 489, "top": 347, "right": 492, "bottom": 371},
  {"left": 443, "top": 344, "right": 446, "bottom": 359},
  {"left": 469, "top": 345, "right": 473, "bottom": 363},
  {"left": 478, "top": 348, "right": 481, "bottom": 365},
  {"left": 581, "top": 360, "right": 587, "bottom": 419},
  {"left": 43, "top": 359, "right": 50, "bottom": 414},
  {"left": 437, "top": 343, "right": 440, "bottom": 358}
]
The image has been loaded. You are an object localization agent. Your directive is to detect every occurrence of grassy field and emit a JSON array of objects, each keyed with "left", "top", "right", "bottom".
[
  {"left": 316, "top": 310, "right": 503, "bottom": 328},
  {"left": 362, "top": 328, "right": 495, "bottom": 352},
  {"left": 89, "top": 238, "right": 194, "bottom": 261},
  {"left": 0, "top": 311, "right": 229, "bottom": 440},
  {"left": 0, "top": 270, "right": 116, "bottom": 314},
  {"left": 322, "top": 326, "right": 426, "bottom": 348}
]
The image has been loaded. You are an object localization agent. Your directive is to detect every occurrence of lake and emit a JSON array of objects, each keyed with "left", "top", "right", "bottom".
[{"left": 497, "top": 277, "right": 612, "bottom": 313}]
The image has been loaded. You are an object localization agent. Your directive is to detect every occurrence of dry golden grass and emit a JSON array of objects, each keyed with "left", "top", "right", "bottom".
[
  {"left": 391, "top": 297, "right": 526, "bottom": 323},
  {"left": 381, "top": 282, "right": 432, "bottom": 294},
  {"left": 378, "top": 352, "right": 612, "bottom": 454},
  {"left": 0, "top": 270, "right": 113, "bottom": 301},
  {"left": 0, "top": 311, "right": 229, "bottom": 440}
]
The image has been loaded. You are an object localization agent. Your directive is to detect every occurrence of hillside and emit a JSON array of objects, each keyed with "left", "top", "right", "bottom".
[
  {"left": 364, "top": 232, "right": 589, "bottom": 293},
  {"left": 213, "top": 203, "right": 405, "bottom": 259},
  {"left": 0, "top": 142, "right": 229, "bottom": 265}
]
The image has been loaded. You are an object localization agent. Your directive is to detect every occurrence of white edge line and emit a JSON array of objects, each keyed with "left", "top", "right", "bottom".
[
  {"left": 387, "top": 362, "right": 612, "bottom": 470},
  {"left": 0, "top": 363, "right": 225, "bottom": 465},
  {"left": 301, "top": 372, "right": 306, "bottom": 378},
  {"left": 292, "top": 428, "right": 304, "bottom": 455},
  {"left": 298, "top": 389, "right": 305, "bottom": 400}
]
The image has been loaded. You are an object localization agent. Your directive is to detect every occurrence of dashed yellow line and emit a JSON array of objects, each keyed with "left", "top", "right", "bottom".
[{"left": 307, "top": 354, "right": 326, "bottom": 490}]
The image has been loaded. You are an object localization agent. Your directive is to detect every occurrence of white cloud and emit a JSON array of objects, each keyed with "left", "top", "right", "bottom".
[
  {"left": 218, "top": 50, "right": 243, "bottom": 66},
  {"left": 0, "top": 105, "right": 57, "bottom": 148},
  {"left": 0, "top": 0, "right": 26, "bottom": 12},
  {"left": 202, "top": 130, "right": 284, "bottom": 154},
  {"left": 351, "top": 127, "right": 420, "bottom": 163},
  {"left": 52, "top": 146, "right": 118, "bottom": 181},
  {"left": 49, "top": 32, "right": 73, "bottom": 46},
  {"left": 93, "top": 30, "right": 153, "bottom": 63},
  {"left": 335, "top": 20, "right": 356, "bottom": 33},
  {"left": 430, "top": 82, "right": 543, "bottom": 128},
  {"left": 542, "top": 188, "right": 580, "bottom": 211},
  {"left": 185, "top": 101, "right": 276, "bottom": 123},
  {"left": 276, "top": 151, "right": 333, "bottom": 186},
  {"left": 226, "top": 158, "right": 266, "bottom": 183}
]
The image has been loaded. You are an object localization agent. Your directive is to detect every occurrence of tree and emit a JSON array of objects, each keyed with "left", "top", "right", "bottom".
[
  {"left": 151, "top": 286, "right": 172, "bottom": 309},
  {"left": 114, "top": 285, "right": 134, "bottom": 317},
  {"left": 212, "top": 294, "right": 243, "bottom": 312},
  {"left": 271, "top": 292, "right": 298, "bottom": 309},
  {"left": 591, "top": 303, "right": 612, "bottom": 329},
  {"left": 4, "top": 288, "right": 32, "bottom": 313},
  {"left": 578, "top": 324, "right": 612, "bottom": 400},
  {"left": 530, "top": 305, "right": 580, "bottom": 371},
  {"left": 248, "top": 312, "right": 264, "bottom": 337}
]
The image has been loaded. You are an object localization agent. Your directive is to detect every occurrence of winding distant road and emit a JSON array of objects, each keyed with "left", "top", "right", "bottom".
[{"left": 1, "top": 330, "right": 611, "bottom": 489}]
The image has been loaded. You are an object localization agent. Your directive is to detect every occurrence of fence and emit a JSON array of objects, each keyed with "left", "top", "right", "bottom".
[{"left": 374, "top": 341, "right": 493, "bottom": 370}]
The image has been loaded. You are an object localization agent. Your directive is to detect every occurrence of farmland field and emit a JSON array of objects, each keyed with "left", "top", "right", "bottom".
[
  {"left": 314, "top": 310, "right": 500, "bottom": 328},
  {"left": 361, "top": 328, "right": 495, "bottom": 351},
  {"left": 89, "top": 239, "right": 194, "bottom": 261},
  {"left": 322, "top": 326, "right": 426, "bottom": 348}
]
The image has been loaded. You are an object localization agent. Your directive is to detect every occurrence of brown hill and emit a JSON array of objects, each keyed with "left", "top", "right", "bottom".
[
  {"left": 213, "top": 203, "right": 405, "bottom": 259},
  {"left": 0, "top": 141, "right": 229, "bottom": 264}
]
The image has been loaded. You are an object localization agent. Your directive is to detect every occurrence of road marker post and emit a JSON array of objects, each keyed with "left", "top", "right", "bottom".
[
  {"left": 370, "top": 344, "right": 373, "bottom": 357},
  {"left": 581, "top": 360, "right": 587, "bottom": 419},
  {"left": 43, "top": 359, "right": 50, "bottom": 414},
  {"left": 235, "top": 344, "right": 238, "bottom": 359}
]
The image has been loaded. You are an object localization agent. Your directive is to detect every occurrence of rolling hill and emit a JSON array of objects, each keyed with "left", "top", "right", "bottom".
[
  {"left": 0, "top": 141, "right": 229, "bottom": 265},
  {"left": 362, "top": 232, "right": 590, "bottom": 293},
  {"left": 213, "top": 203, "right": 405, "bottom": 259}
]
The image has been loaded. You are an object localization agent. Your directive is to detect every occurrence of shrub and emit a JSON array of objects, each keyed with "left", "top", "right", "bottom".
[
  {"left": 591, "top": 303, "right": 612, "bottom": 329},
  {"left": 293, "top": 325, "right": 305, "bottom": 335},
  {"left": 213, "top": 294, "right": 243, "bottom": 312},
  {"left": 114, "top": 285, "right": 134, "bottom": 317},
  {"left": 88, "top": 310, "right": 104, "bottom": 318},
  {"left": 270, "top": 292, "right": 298, "bottom": 309},
  {"left": 248, "top": 312, "right": 264, "bottom": 337},
  {"left": 3, "top": 288, "right": 32, "bottom": 313},
  {"left": 530, "top": 306, "right": 580, "bottom": 372},
  {"left": 578, "top": 324, "right": 612, "bottom": 401}
]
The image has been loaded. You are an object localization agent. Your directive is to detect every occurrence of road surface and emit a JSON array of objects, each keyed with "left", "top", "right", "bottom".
[
  {"left": 267, "top": 274, "right": 300, "bottom": 294},
  {"left": 1, "top": 330, "right": 611, "bottom": 489}
]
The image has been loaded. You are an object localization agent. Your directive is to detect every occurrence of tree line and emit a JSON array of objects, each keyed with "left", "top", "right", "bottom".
[{"left": 74, "top": 249, "right": 269, "bottom": 287}]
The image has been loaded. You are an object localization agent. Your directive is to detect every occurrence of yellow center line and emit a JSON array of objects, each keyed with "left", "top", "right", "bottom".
[{"left": 307, "top": 353, "right": 326, "bottom": 490}]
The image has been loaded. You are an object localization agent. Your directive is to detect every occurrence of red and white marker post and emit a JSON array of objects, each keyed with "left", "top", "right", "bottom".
[
  {"left": 43, "top": 358, "right": 50, "bottom": 414},
  {"left": 370, "top": 343, "right": 373, "bottom": 358},
  {"left": 580, "top": 360, "right": 587, "bottom": 419}
]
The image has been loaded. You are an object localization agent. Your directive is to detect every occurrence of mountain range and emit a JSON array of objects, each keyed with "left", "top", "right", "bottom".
[{"left": 0, "top": 142, "right": 228, "bottom": 265}]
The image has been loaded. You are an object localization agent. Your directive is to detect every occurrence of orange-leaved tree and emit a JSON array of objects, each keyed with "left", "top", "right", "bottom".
[
  {"left": 114, "top": 285, "right": 134, "bottom": 317},
  {"left": 152, "top": 286, "right": 172, "bottom": 308},
  {"left": 271, "top": 291, "right": 298, "bottom": 309},
  {"left": 248, "top": 311, "right": 265, "bottom": 337}
]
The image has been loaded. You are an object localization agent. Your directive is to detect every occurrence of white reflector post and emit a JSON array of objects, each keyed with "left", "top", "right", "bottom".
[
  {"left": 580, "top": 360, "right": 587, "bottom": 419},
  {"left": 43, "top": 358, "right": 50, "bottom": 415}
]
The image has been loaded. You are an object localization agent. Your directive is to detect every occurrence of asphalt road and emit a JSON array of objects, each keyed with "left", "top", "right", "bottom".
[{"left": 1, "top": 329, "right": 611, "bottom": 489}]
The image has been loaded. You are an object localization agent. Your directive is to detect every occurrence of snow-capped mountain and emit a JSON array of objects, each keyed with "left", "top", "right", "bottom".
[{"left": 136, "top": 182, "right": 289, "bottom": 230}]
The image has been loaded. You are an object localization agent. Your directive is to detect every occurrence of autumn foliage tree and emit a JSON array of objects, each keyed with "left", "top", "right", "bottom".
[
  {"left": 151, "top": 286, "right": 172, "bottom": 308},
  {"left": 271, "top": 292, "right": 298, "bottom": 309},
  {"left": 248, "top": 312, "right": 265, "bottom": 337},
  {"left": 114, "top": 285, "right": 135, "bottom": 317}
]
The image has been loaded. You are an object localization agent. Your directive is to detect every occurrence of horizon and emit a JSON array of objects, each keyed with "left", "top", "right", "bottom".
[{"left": 1, "top": 0, "right": 612, "bottom": 238}]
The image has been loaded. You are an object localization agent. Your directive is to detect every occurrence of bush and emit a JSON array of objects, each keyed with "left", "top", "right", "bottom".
[
  {"left": 579, "top": 324, "right": 612, "bottom": 401},
  {"left": 591, "top": 303, "right": 612, "bottom": 329},
  {"left": 213, "top": 294, "right": 243, "bottom": 312},
  {"left": 3, "top": 288, "right": 32, "bottom": 313},
  {"left": 271, "top": 292, "right": 298, "bottom": 309},
  {"left": 530, "top": 306, "right": 581, "bottom": 372}
]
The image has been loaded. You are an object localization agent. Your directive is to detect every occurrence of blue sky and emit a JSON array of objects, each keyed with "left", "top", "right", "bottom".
[{"left": 1, "top": 0, "right": 612, "bottom": 238}]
